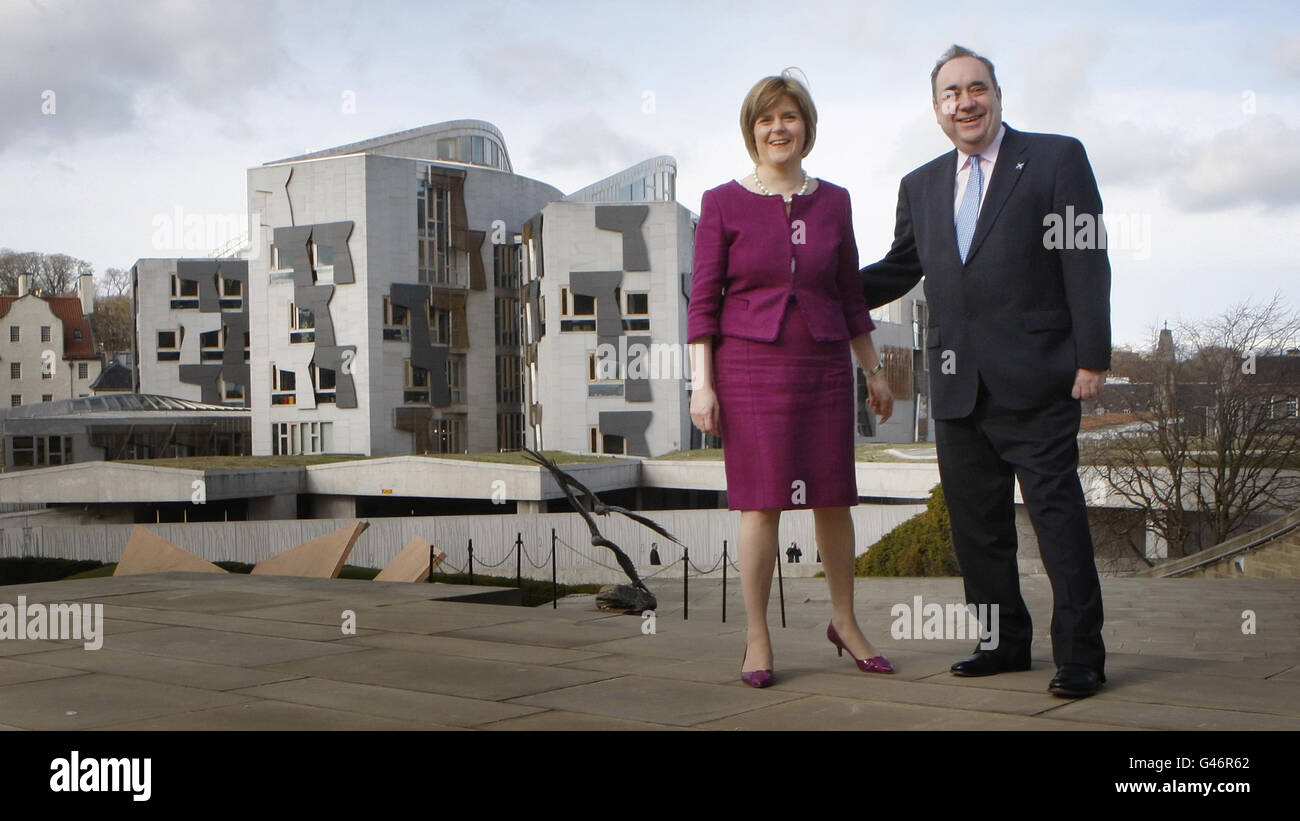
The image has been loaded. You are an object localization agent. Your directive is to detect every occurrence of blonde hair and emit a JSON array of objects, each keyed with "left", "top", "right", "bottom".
[{"left": 740, "top": 69, "right": 817, "bottom": 164}]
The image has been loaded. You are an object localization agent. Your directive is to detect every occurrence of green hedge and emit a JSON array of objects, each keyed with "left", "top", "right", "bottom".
[
  {"left": 0, "top": 557, "right": 108, "bottom": 586},
  {"left": 856, "top": 485, "right": 961, "bottom": 577}
]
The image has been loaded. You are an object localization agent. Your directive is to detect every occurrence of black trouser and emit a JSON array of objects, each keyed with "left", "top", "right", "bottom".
[{"left": 935, "top": 379, "right": 1106, "bottom": 674}]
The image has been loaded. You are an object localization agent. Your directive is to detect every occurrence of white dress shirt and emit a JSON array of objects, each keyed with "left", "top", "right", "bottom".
[{"left": 953, "top": 123, "right": 1007, "bottom": 218}]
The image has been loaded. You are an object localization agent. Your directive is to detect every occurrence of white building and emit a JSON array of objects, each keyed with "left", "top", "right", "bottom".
[{"left": 244, "top": 121, "right": 562, "bottom": 457}]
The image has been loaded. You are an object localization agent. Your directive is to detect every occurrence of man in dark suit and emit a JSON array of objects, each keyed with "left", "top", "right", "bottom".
[{"left": 860, "top": 45, "right": 1111, "bottom": 697}]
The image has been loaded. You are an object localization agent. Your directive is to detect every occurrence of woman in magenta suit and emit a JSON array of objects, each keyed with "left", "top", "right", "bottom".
[{"left": 688, "top": 71, "right": 895, "bottom": 687}]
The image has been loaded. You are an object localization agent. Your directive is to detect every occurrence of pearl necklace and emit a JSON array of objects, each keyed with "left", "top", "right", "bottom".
[{"left": 753, "top": 167, "right": 809, "bottom": 202}]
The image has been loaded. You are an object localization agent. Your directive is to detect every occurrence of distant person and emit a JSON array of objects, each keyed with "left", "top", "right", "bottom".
[
  {"left": 649, "top": 543, "right": 661, "bottom": 566},
  {"left": 688, "top": 69, "right": 895, "bottom": 689}
]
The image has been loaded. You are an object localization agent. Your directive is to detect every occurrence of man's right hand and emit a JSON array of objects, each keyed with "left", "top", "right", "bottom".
[{"left": 690, "top": 386, "right": 720, "bottom": 437}]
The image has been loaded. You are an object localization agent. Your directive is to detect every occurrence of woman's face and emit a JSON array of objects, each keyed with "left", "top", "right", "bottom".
[{"left": 752, "top": 93, "right": 805, "bottom": 168}]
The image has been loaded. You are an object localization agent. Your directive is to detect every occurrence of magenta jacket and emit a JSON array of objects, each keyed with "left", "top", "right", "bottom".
[{"left": 687, "top": 179, "right": 874, "bottom": 345}]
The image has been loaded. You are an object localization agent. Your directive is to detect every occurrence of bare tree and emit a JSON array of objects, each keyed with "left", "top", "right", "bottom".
[
  {"left": 34, "top": 253, "right": 92, "bottom": 295},
  {"left": 99, "top": 267, "right": 131, "bottom": 298},
  {"left": 92, "top": 295, "right": 134, "bottom": 356},
  {"left": 1083, "top": 295, "right": 1300, "bottom": 561},
  {"left": 0, "top": 248, "right": 40, "bottom": 294}
]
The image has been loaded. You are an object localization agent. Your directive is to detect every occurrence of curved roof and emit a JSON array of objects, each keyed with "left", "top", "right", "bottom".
[
  {"left": 266, "top": 120, "right": 514, "bottom": 172},
  {"left": 565, "top": 155, "right": 677, "bottom": 202},
  {"left": 0, "top": 393, "right": 248, "bottom": 420}
]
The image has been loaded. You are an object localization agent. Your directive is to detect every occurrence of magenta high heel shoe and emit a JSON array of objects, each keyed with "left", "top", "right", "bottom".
[
  {"left": 827, "top": 622, "right": 894, "bottom": 674},
  {"left": 741, "top": 647, "right": 774, "bottom": 688}
]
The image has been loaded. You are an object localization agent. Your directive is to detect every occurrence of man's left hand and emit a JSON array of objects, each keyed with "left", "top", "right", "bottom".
[{"left": 1071, "top": 368, "right": 1105, "bottom": 400}]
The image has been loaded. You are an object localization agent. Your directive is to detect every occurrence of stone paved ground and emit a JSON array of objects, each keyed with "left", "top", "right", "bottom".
[{"left": 0, "top": 572, "right": 1295, "bottom": 730}]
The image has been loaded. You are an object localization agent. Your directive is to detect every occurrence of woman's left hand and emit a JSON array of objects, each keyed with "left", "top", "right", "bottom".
[{"left": 867, "top": 371, "right": 893, "bottom": 423}]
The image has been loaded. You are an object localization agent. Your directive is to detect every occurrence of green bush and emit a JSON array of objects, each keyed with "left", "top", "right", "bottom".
[
  {"left": 857, "top": 485, "right": 961, "bottom": 577},
  {"left": 0, "top": 557, "right": 107, "bottom": 585}
]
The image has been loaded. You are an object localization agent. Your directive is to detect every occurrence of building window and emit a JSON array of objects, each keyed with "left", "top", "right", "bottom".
[
  {"left": 404, "top": 358, "right": 428, "bottom": 404},
  {"left": 271, "top": 366, "right": 296, "bottom": 405},
  {"left": 222, "top": 379, "right": 244, "bottom": 401},
  {"left": 7, "top": 326, "right": 16, "bottom": 343},
  {"left": 271, "top": 421, "right": 333, "bottom": 456},
  {"left": 382, "top": 300, "right": 410, "bottom": 342},
  {"left": 170, "top": 275, "right": 200, "bottom": 308},
  {"left": 430, "top": 417, "right": 464, "bottom": 453},
  {"left": 41, "top": 364, "right": 51, "bottom": 380},
  {"left": 10, "top": 395, "right": 20, "bottom": 407},
  {"left": 624, "top": 291, "right": 650, "bottom": 331},
  {"left": 626, "top": 293, "right": 649, "bottom": 315},
  {"left": 78, "top": 362, "right": 88, "bottom": 379},
  {"left": 222, "top": 278, "right": 242, "bottom": 297},
  {"left": 42, "top": 394, "right": 52, "bottom": 402},
  {"left": 40, "top": 325, "right": 51, "bottom": 343},
  {"left": 311, "top": 363, "right": 336, "bottom": 404},
  {"left": 494, "top": 243, "right": 522, "bottom": 290},
  {"left": 1289, "top": 396, "right": 1299, "bottom": 418},
  {"left": 9, "top": 362, "right": 20, "bottom": 379},
  {"left": 497, "top": 355, "right": 521, "bottom": 404},
  {"left": 589, "top": 427, "right": 624, "bottom": 454},
  {"left": 446, "top": 355, "right": 466, "bottom": 405},
  {"left": 73, "top": 329, "right": 83, "bottom": 340},
  {"left": 418, "top": 180, "right": 457, "bottom": 286},
  {"left": 200, "top": 329, "right": 223, "bottom": 360},
  {"left": 560, "top": 287, "right": 597, "bottom": 332},
  {"left": 157, "top": 329, "right": 180, "bottom": 361},
  {"left": 430, "top": 307, "right": 452, "bottom": 346},
  {"left": 11, "top": 435, "right": 72, "bottom": 467},
  {"left": 289, "top": 302, "right": 315, "bottom": 343},
  {"left": 495, "top": 297, "right": 520, "bottom": 346}
]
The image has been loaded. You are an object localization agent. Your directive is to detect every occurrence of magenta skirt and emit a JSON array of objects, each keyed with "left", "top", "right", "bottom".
[{"left": 714, "top": 299, "right": 859, "bottom": 510}]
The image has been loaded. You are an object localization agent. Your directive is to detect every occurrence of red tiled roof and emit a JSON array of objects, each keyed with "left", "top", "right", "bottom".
[{"left": 0, "top": 294, "right": 99, "bottom": 358}]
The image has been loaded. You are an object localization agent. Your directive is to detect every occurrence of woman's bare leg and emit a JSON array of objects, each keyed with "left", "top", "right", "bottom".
[
  {"left": 739, "top": 509, "right": 781, "bottom": 671},
  {"left": 814, "top": 506, "right": 882, "bottom": 660}
]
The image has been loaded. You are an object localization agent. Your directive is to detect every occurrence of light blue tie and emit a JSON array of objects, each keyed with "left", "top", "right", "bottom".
[{"left": 955, "top": 154, "right": 983, "bottom": 263}]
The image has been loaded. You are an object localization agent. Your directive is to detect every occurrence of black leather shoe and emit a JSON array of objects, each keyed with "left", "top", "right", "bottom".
[
  {"left": 950, "top": 652, "right": 1031, "bottom": 677},
  {"left": 1049, "top": 664, "right": 1106, "bottom": 697}
]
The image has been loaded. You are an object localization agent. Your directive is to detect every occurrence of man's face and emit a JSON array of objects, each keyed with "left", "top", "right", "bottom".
[{"left": 933, "top": 56, "right": 1002, "bottom": 155}]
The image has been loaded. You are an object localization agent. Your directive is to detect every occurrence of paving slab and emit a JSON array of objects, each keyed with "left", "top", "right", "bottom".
[
  {"left": 0, "top": 673, "right": 253, "bottom": 730},
  {"left": 232, "top": 677, "right": 545, "bottom": 727},
  {"left": 437, "top": 616, "right": 643, "bottom": 649},
  {"left": 228, "top": 600, "right": 522, "bottom": 634},
  {"left": 507, "top": 675, "right": 805, "bottom": 726},
  {"left": 756, "top": 670, "right": 1066, "bottom": 716},
  {"left": 338, "top": 631, "right": 608, "bottom": 666},
  {"left": 27, "top": 647, "right": 305, "bottom": 691},
  {"left": 478, "top": 709, "right": 690, "bottom": 731},
  {"left": 0, "top": 656, "right": 89, "bottom": 686},
  {"left": 103, "top": 626, "right": 362, "bottom": 667},
  {"left": 260, "top": 647, "right": 618, "bottom": 701},
  {"left": 692, "top": 695, "right": 1134, "bottom": 731},
  {"left": 98, "top": 603, "right": 375, "bottom": 642},
  {"left": 97, "top": 700, "right": 462, "bottom": 731},
  {"left": 1041, "top": 699, "right": 1300, "bottom": 731},
  {"left": 83, "top": 588, "right": 309, "bottom": 614}
]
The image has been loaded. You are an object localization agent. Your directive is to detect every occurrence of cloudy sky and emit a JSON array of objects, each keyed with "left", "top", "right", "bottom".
[{"left": 1, "top": 0, "right": 1296, "bottom": 348}]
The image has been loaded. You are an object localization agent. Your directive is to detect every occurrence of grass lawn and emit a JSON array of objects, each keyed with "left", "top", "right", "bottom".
[
  {"left": 118, "top": 455, "right": 366, "bottom": 470},
  {"left": 653, "top": 443, "right": 937, "bottom": 463}
]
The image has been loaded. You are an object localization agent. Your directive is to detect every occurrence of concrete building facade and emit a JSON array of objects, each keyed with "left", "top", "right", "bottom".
[{"left": 241, "top": 121, "right": 563, "bottom": 457}]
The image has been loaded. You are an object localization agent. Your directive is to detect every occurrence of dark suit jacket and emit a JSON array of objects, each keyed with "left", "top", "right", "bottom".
[{"left": 860, "top": 124, "right": 1111, "bottom": 419}]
